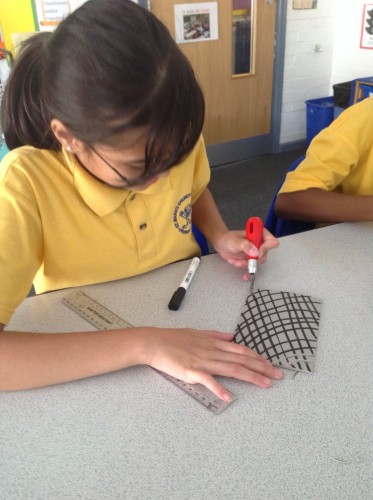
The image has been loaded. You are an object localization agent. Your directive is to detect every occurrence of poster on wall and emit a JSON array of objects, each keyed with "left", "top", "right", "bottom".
[
  {"left": 33, "top": 0, "right": 71, "bottom": 30},
  {"left": 33, "top": 0, "right": 148, "bottom": 31},
  {"left": 174, "top": 2, "right": 218, "bottom": 44},
  {"left": 360, "top": 3, "right": 373, "bottom": 49}
]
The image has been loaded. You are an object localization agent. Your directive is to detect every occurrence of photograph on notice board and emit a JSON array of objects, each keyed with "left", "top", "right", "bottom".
[
  {"left": 174, "top": 2, "right": 218, "bottom": 44},
  {"left": 360, "top": 4, "right": 373, "bottom": 49}
]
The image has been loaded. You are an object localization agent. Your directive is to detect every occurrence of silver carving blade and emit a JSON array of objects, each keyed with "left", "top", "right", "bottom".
[{"left": 249, "top": 273, "right": 256, "bottom": 294}]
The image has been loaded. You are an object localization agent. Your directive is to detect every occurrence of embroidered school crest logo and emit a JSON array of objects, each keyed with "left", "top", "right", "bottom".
[{"left": 173, "top": 193, "right": 192, "bottom": 234}]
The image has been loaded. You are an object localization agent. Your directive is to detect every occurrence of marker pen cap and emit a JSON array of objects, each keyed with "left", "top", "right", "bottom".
[{"left": 168, "top": 287, "right": 186, "bottom": 311}]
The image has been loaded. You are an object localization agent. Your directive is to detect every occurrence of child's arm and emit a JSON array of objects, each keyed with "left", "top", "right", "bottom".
[
  {"left": 192, "top": 188, "right": 279, "bottom": 274},
  {"left": 0, "top": 323, "right": 283, "bottom": 397},
  {"left": 275, "top": 188, "right": 373, "bottom": 223}
]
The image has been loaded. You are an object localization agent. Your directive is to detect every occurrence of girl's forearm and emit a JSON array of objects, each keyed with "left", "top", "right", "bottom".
[
  {"left": 0, "top": 324, "right": 284, "bottom": 399},
  {"left": 0, "top": 328, "right": 150, "bottom": 391},
  {"left": 192, "top": 188, "right": 229, "bottom": 248}
]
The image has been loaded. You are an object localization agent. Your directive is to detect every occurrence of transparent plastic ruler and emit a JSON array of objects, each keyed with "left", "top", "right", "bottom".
[{"left": 62, "top": 290, "right": 236, "bottom": 414}]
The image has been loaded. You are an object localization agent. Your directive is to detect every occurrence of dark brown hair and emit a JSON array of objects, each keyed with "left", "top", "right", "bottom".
[{"left": 1, "top": 0, "right": 205, "bottom": 173}]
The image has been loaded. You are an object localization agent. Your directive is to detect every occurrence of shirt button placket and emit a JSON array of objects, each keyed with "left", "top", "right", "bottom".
[{"left": 126, "top": 193, "right": 156, "bottom": 260}]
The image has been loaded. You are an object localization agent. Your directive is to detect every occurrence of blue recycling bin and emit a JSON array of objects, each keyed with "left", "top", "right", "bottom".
[{"left": 305, "top": 96, "right": 334, "bottom": 146}]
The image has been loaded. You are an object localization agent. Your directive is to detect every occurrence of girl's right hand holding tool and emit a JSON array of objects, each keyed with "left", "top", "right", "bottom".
[{"left": 213, "top": 227, "right": 279, "bottom": 280}]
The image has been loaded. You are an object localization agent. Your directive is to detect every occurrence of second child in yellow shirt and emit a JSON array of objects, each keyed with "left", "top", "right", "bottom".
[{"left": 276, "top": 97, "right": 373, "bottom": 223}]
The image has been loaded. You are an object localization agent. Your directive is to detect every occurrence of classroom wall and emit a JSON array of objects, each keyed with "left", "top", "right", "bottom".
[
  {"left": 331, "top": 0, "right": 373, "bottom": 84},
  {"left": 279, "top": 0, "right": 337, "bottom": 145},
  {"left": 279, "top": 0, "right": 373, "bottom": 146},
  {"left": 1, "top": 1, "right": 370, "bottom": 149}
]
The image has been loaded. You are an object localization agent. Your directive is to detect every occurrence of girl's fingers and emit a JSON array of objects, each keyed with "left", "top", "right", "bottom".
[
  {"left": 188, "top": 357, "right": 283, "bottom": 402},
  {"left": 214, "top": 338, "right": 272, "bottom": 362},
  {"left": 204, "top": 350, "right": 283, "bottom": 381},
  {"left": 204, "top": 331, "right": 275, "bottom": 366},
  {"left": 189, "top": 333, "right": 284, "bottom": 380},
  {"left": 202, "top": 331, "right": 282, "bottom": 373},
  {"left": 189, "top": 360, "right": 276, "bottom": 391},
  {"left": 227, "top": 258, "right": 250, "bottom": 268},
  {"left": 263, "top": 228, "right": 279, "bottom": 244},
  {"left": 204, "top": 330, "right": 234, "bottom": 341},
  {"left": 187, "top": 371, "right": 234, "bottom": 402}
]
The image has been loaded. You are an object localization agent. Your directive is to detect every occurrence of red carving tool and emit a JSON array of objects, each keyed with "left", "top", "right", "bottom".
[{"left": 246, "top": 216, "right": 264, "bottom": 293}]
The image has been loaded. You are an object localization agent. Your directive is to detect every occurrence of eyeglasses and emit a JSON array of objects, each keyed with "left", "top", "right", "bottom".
[{"left": 88, "top": 145, "right": 149, "bottom": 188}]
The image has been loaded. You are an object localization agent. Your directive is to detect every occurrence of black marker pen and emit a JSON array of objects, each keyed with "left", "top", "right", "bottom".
[{"left": 168, "top": 256, "right": 201, "bottom": 311}]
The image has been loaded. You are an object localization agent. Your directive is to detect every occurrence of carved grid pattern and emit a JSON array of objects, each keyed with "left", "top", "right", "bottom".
[{"left": 234, "top": 289, "right": 322, "bottom": 373}]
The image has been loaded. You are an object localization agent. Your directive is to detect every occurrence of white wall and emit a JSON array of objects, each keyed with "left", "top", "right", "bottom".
[
  {"left": 331, "top": 1, "right": 373, "bottom": 84},
  {"left": 279, "top": 0, "right": 337, "bottom": 145},
  {"left": 279, "top": 0, "right": 373, "bottom": 146}
]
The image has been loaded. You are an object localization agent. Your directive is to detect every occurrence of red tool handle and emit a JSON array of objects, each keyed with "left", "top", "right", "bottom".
[{"left": 246, "top": 217, "right": 264, "bottom": 259}]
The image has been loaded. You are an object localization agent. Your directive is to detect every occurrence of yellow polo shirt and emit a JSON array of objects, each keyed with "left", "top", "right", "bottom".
[
  {"left": 279, "top": 97, "right": 373, "bottom": 196},
  {"left": 0, "top": 136, "right": 210, "bottom": 324}
]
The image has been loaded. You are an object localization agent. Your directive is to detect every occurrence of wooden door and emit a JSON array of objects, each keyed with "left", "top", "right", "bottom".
[{"left": 150, "top": 0, "right": 277, "bottom": 146}]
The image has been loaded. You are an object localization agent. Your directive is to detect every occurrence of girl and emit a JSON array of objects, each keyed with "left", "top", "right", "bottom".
[{"left": 0, "top": 0, "right": 282, "bottom": 399}]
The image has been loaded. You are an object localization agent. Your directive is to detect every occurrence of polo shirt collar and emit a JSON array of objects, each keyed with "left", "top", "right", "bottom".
[{"left": 62, "top": 149, "right": 172, "bottom": 216}]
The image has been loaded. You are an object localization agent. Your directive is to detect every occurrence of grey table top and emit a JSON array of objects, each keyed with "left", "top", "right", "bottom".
[{"left": 2, "top": 222, "right": 372, "bottom": 500}]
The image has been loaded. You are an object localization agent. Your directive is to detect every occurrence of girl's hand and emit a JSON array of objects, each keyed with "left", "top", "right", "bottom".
[
  {"left": 213, "top": 229, "right": 279, "bottom": 280},
  {"left": 144, "top": 328, "right": 284, "bottom": 402}
]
